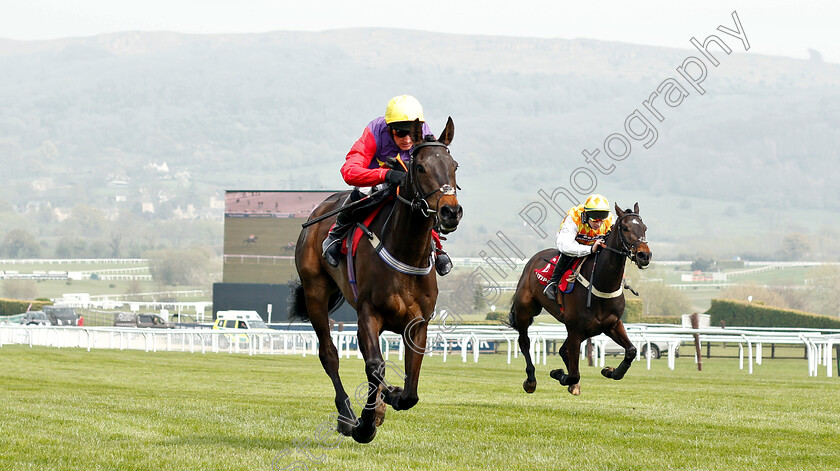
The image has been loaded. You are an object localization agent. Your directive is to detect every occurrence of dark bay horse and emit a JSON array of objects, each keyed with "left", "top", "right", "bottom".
[
  {"left": 289, "top": 118, "right": 462, "bottom": 443},
  {"left": 509, "top": 203, "right": 651, "bottom": 395}
]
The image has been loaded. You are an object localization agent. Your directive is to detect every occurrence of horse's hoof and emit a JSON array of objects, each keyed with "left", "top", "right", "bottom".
[
  {"left": 383, "top": 386, "right": 404, "bottom": 406},
  {"left": 351, "top": 424, "right": 377, "bottom": 444},
  {"left": 601, "top": 367, "right": 614, "bottom": 379},
  {"left": 523, "top": 379, "right": 537, "bottom": 394},
  {"left": 568, "top": 383, "right": 581, "bottom": 396},
  {"left": 336, "top": 419, "right": 355, "bottom": 437},
  {"left": 374, "top": 398, "right": 387, "bottom": 427},
  {"left": 549, "top": 369, "right": 565, "bottom": 381}
]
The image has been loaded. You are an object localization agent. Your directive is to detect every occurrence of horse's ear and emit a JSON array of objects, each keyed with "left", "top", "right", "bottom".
[
  {"left": 634, "top": 202, "right": 640, "bottom": 214},
  {"left": 615, "top": 203, "right": 624, "bottom": 218},
  {"left": 409, "top": 118, "right": 424, "bottom": 145},
  {"left": 439, "top": 116, "right": 455, "bottom": 146}
]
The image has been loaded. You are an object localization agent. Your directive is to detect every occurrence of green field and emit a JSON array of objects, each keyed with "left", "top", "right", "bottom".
[{"left": 1, "top": 346, "right": 838, "bottom": 470}]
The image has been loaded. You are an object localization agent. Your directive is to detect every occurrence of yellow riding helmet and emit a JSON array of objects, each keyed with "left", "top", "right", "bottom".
[
  {"left": 584, "top": 194, "right": 610, "bottom": 220},
  {"left": 385, "top": 95, "right": 425, "bottom": 130}
]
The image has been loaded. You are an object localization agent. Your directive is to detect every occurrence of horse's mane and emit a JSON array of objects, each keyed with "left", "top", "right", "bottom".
[{"left": 423, "top": 134, "right": 436, "bottom": 142}]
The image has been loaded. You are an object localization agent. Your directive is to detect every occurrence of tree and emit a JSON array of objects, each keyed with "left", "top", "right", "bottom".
[
  {"left": 2, "top": 280, "right": 37, "bottom": 300},
  {"left": 718, "top": 283, "right": 789, "bottom": 310},
  {"left": 804, "top": 265, "right": 840, "bottom": 317},
  {"left": 146, "top": 247, "right": 215, "bottom": 286},
  {"left": 1, "top": 229, "right": 41, "bottom": 258},
  {"left": 777, "top": 233, "right": 812, "bottom": 261},
  {"left": 639, "top": 281, "right": 691, "bottom": 317},
  {"left": 55, "top": 237, "right": 87, "bottom": 258}
]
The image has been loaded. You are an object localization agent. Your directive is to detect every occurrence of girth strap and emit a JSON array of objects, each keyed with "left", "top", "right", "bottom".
[
  {"left": 575, "top": 272, "right": 624, "bottom": 299},
  {"left": 360, "top": 223, "right": 433, "bottom": 276}
]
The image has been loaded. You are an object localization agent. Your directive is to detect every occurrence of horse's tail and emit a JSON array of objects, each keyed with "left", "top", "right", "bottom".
[
  {"left": 287, "top": 278, "right": 310, "bottom": 323},
  {"left": 505, "top": 305, "right": 517, "bottom": 329}
]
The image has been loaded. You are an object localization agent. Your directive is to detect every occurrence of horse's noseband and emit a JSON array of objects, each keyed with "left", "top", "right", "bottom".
[
  {"left": 605, "top": 213, "right": 647, "bottom": 263},
  {"left": 398, "top": 140, "right": 458, "bottom": 220}
]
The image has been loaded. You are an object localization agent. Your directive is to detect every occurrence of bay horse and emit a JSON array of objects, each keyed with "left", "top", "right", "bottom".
[
  {"left": 289, "top": 117, "right": 462, "bottom": 443},
  {"left": 508, "top": 203, "right": 651, "bottom": 395}
]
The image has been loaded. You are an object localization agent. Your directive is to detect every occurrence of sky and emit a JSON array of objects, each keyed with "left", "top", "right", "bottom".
[{"left": 3, "top": 1, "right": 839, "bottom": 63}]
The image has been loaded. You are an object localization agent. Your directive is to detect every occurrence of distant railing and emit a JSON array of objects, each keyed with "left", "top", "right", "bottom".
[{"left": 0, "top": 259, "right": 146, "bottom": 264}]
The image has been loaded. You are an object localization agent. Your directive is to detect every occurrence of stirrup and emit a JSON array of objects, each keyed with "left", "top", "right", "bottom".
[
  {"left": 322, "top": 237, "right": 343, "bottom": 267},
  {"left": 543, "top": 282, "right": 558, "bottom": 300}
]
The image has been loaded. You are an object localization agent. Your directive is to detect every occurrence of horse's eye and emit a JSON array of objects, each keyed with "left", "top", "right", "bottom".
[
  {"left": 454, "top": 161, "right": 459, "bottom": 170},
  {"left": 416, "top": 164, "right": 426, "bottom": 174}
]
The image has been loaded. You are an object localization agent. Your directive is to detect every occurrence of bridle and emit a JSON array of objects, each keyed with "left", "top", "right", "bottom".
[
  {"left": 394, "top": 139, "right": 458, "bottom": 225},
  {"left": 600, "top": 212, "right": 648, "bottom": 263}
]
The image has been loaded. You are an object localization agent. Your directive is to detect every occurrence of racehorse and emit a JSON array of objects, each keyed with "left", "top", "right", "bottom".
[
  {"left": 289, "top": 117, "right": 462, "bottom": 443},
  {"left": 281, "top": 242, "right": 295, "bottom": 253},
  {"left": 508, "top": 203, "right": 651, "bottom": 395}
]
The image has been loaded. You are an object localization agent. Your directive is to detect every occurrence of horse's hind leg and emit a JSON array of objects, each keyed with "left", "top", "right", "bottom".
[
  {"left": 510, "top": 297, "right": 540, "bottom": 393},
  {"left": 306, "top": 287, "right": 357, "bottom": 436},
  {"left": 601, "top": 321, "right": 637, "bottom": 380}
]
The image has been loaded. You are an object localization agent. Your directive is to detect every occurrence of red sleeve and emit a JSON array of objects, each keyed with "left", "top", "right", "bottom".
[{"left": 340, "top": 128, "right": 389, "bottom": 187}]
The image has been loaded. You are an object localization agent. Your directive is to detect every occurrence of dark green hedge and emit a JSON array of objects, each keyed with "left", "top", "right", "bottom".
[
  {"left": 707, "top": 298, "right": 840, "bottom": 329},
  {"left": 0, "top": 298, "right": 53, "bottom": 316}
]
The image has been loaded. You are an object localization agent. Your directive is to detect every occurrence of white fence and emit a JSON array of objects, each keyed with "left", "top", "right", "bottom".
[{"left": 1, "top": 324, "right": 838, "bottom": 378}]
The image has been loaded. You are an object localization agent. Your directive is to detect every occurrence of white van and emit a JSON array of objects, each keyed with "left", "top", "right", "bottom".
[
  {"left": 213, "top": 310, "right": 269, "bottom": 330},
  {"left": 212, "top": 310, "right": 274, "bottom": 349}
]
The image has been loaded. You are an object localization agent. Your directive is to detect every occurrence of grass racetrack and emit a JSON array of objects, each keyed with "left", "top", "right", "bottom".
[{"left": 1, "top": 346, "right": 838, "bottom": 470}]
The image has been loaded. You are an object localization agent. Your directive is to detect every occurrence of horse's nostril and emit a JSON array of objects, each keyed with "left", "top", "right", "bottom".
[{"left": 441, "top": 205, "right": 461, "bottom": 220}]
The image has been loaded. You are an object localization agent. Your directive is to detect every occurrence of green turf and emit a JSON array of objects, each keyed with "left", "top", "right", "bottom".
[{"left": 0, "top": 346, "right": 838, "bottom": 470}]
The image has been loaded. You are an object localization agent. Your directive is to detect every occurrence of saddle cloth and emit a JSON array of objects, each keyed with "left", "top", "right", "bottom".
[
  {"left": 534, "top": 256, "right": 582, "bottom": 294},
  {"left": 341, "top": 205, "right": 385, "bottom": 257}
]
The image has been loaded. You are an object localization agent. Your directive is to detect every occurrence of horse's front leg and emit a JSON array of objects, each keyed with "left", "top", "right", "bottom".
[
  {"left": 601, "top": 321, "right": 637, "bottom": 380},
  {"left": 383, "top": 314, "right": 427, "bottom": 411},
  {"left": 550, "top": 334, "right": 583, "bottom": 395},
  {"left": 350, "top": 308, "right": 386, "bottom": 444}
]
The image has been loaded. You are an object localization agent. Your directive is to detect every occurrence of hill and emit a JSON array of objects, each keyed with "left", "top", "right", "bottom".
[{"left": 1, "top": 29, "right": 838, "bottom": 259}]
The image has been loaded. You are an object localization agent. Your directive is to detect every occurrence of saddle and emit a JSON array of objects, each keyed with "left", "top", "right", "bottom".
[
  {"left": 535, "top": 256, "right": 583, "bottom": 294},
  {"left": 342, "top": 205, "right": 386, "bottom": 257}
]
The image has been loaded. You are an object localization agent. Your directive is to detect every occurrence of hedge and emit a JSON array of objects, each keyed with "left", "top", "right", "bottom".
[
  {"left": 707, "top": 298, "right": 840, "bottom": 329},
  {"left": 0, "top": 298, "right": 53, "bottom": 316}
]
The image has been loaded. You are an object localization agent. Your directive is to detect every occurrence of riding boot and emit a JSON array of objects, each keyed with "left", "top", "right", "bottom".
[
  {"left": 322, "top": 207, "right": 355, "bottom": 267},
  {"left": 543, "top": 254, "right": 570, "bottom": 300},
  {"left": 435, "top": 249, "right": 452, "bottom": 276}
]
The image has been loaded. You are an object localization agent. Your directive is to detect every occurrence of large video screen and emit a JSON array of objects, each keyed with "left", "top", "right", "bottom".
[{"left": 223, "top": 190, "right": 337, "bottom": 284}]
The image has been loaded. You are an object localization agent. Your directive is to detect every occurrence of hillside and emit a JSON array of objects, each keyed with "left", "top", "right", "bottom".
[{"left": 1, "top": 29, "right": 838, "bottom": 259}]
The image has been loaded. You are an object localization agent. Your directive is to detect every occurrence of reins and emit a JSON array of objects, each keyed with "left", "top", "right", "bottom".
[
  {"left": 584, "top": 211, "right": 647, "bottom": 307},
  {"left": 394, "top": 139, "right": 457, "bottom": 229}
]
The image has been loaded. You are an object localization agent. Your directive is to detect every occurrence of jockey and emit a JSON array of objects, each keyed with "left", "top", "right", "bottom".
[
  {"left": 543, "top": 194, "right": 613, "bottom": 301},
  {"left": 322, "top": 94, "right": 453, "bottom": 275}
]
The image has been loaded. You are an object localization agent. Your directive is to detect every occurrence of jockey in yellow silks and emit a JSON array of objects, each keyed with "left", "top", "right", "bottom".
[{"left": 543, "top": 194, "right": 613, "bottom": 301}]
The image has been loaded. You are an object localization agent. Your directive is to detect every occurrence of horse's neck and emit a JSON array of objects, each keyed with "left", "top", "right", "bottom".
[
  {"left": 382, "top": 198, "right": 434, "bottom": 266},
  {"left": 591, "top": 229, "right": 626, "bottom": 291}
]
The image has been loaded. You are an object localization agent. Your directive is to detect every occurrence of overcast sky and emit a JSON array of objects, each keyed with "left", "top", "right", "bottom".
[{"left": 3, "top": 0, "right": 839, "bottom": 63}]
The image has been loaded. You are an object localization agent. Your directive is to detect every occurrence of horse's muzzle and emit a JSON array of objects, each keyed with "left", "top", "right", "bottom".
[
  {"left": 635, "top": 244, "right": 652, "bottom": 268},
  {"left": 438, "top": 202, "right": 463, "bottom": 233}
]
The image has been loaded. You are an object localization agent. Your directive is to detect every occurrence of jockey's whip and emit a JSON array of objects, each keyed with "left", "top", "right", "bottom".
[
  {"left": 586, "top": 249, "right": 599, "bottom": 308},
  {"left": 301, "top": 188, "right": 388, "bottom": 228}
]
